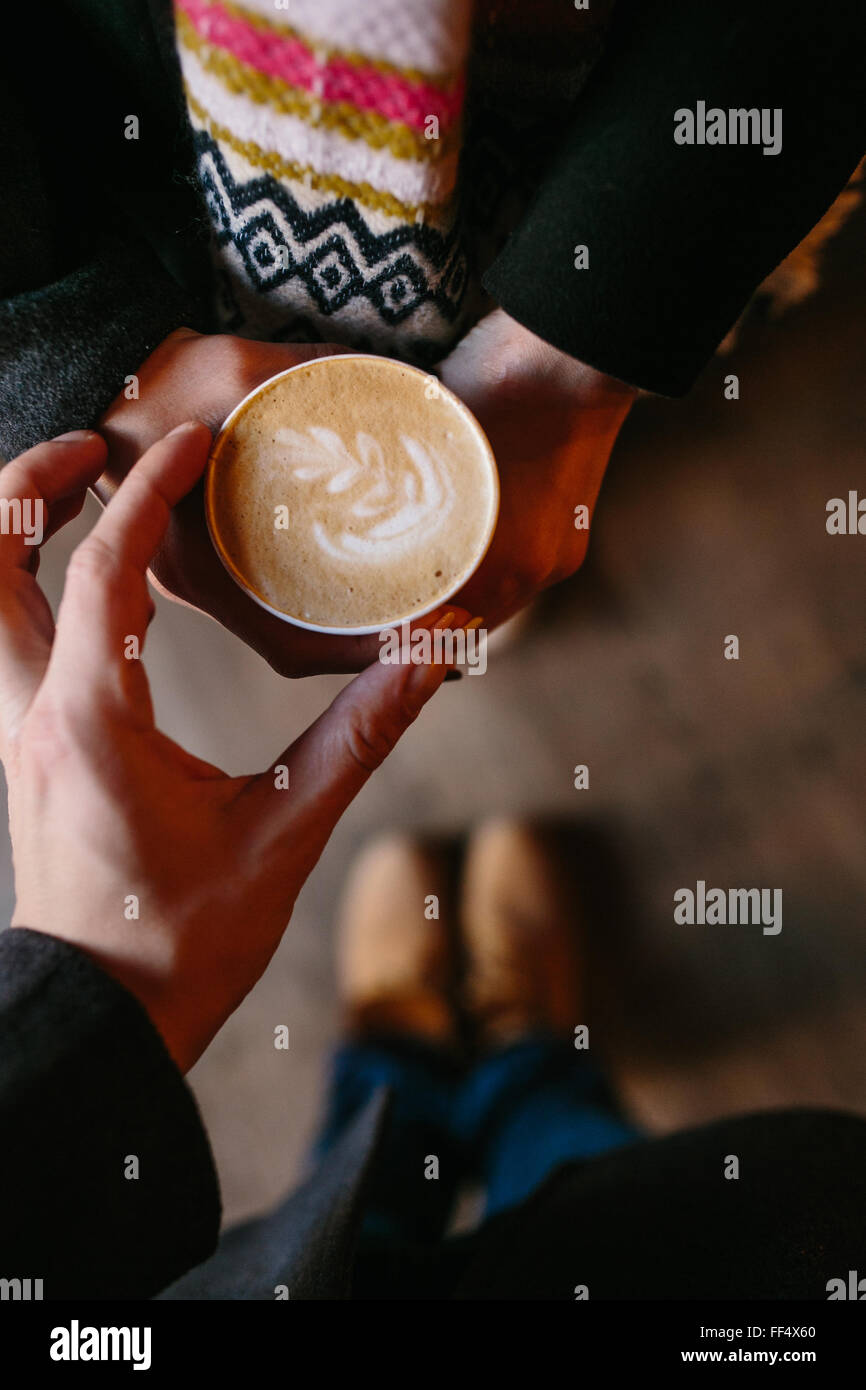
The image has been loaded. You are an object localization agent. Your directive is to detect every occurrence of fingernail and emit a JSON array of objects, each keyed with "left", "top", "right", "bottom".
[
  {"left": 404, "top": 658, "right": 449, "bottom": 703},
  {"left": 421, "top": 609, "right": 457, "bottom": 631},
  {"left": 462, "top": 616, "right": 485, "bottom": 632},
  {"left": 403, "top": 610, "right": 469, "bottom": 702},
  {"left": 414, "top": 607, "right": 470, "bottom": 634},
  {"left": 167, "top": 420, "right": 207, "bottom": 438},
  {"left": 53, "top": 429, "right": 99, "bottom": 442},
  {"left": 444, "top": 669, "right": 463, "bottom": 682}
]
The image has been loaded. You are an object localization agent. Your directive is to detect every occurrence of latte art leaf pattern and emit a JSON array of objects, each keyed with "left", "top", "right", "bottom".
[{"left": 274, "top": 426, "right": 456, "bottom": 562}]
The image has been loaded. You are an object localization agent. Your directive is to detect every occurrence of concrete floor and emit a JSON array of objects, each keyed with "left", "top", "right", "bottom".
[{"left": 8, "top": 211, "right": 866, "bottom": 1228}]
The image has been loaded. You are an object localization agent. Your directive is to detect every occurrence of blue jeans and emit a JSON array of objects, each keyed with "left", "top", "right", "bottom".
[{"left": 313, "top": 1034, "right": 641, "bottom": 1245}]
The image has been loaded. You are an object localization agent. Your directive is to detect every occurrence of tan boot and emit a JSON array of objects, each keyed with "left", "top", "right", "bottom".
[
  {"left": 460, "top": 819, "right": 584, "bottom": 1049},
  {"left": 337, "top": 833, "right": 457, "bottom": 1046}
]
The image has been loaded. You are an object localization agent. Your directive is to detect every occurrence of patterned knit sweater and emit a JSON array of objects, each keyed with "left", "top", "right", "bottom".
[{"left": 173, "top": 0, "right": 616, "bottom": 365}]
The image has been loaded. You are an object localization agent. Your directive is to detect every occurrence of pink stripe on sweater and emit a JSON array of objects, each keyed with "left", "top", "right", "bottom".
[{"left": 178, "top": 0, "right": 464, "bottom": 132}]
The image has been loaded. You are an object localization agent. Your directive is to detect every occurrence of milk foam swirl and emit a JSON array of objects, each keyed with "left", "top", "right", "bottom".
[{"left": 274, "top": 426, "right": 457, "bottom": 562}]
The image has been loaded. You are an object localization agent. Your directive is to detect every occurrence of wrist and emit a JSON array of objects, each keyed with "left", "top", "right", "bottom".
[{"left": 463, "top": 310, "right": 636, "bottom": 424}]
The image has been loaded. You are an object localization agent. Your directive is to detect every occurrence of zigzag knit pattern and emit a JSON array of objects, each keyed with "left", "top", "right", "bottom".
[{"left": 196, "top": 130, "right": 467, "bottom": 351}]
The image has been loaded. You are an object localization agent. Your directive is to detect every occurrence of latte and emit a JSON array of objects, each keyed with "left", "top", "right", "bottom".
[{"left": 205, "top": 355, "right": 498, "bottom": 632}]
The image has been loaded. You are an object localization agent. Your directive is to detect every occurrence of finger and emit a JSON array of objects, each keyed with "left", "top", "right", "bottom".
[
  {"left": 239, "top": 610, "right": 472, "bottom": 873},
  {"left": 0, "top": 434, "right": 107, "bottom": 740},
  {"left": 0, "top": 430, "right": 107, "bottom": 571},
  {"left": 85, "top": 420, "right": 210, "bottom": 573},
  {"left": 48, "top": 421, "right": 211, "bottom": 708},
  {"left": 40, "top": 489, "right": 90, "bottom": 545},
  {"left": 257, "top": 600, "right": 481, "bottom": 677},
  {"left": 225, "top": 598, "right": 470, "bottom": 678}
]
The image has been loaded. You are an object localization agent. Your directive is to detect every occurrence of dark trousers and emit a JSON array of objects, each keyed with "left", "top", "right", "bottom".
[{"left": 313, "top": 1033, "right": 640, "bottom": 1244}]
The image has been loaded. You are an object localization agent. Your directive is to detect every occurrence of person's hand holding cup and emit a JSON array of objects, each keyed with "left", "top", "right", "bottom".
[{"left": 0, "top": 426, "right": 469, "bottom": 1072}]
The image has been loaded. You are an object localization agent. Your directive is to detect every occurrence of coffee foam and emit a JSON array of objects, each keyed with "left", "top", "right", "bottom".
[{"left": 206, "top": 356, "right": 498, "bottom": 631}]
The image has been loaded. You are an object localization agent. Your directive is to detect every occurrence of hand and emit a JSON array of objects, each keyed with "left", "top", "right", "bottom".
[
  {"left": 0, "top": 424, "right": 466, "bottom": 1072},
  {"left": 97, "top": 329, "right": 458, "bottom": 677},
  {"left": 436, "top": 310, "right": 637, "bottom": 629}
]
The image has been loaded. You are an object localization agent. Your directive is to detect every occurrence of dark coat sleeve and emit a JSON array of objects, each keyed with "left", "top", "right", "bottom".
[
  {"left": 0, "top": 241, "right": 205, "bottom": 462},
  {"left": 0, "top": 928, "right": 220, "bottom": 1299},
  {"left": 483, "top": 0, "right": 866, "bottom": 395}
]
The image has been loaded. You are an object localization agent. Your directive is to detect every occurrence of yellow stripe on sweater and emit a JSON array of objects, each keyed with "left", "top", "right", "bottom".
[
  {"left": 177, "top": 10, "right": 458, "bottom": 164},
  {"left": 185, "top": 88, "right": 451, "bottom": 223}
]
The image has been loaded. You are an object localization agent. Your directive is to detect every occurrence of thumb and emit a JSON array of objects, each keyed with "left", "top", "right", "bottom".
[{"left": 246, "top": 610, "right": 471, "bottom": 870}]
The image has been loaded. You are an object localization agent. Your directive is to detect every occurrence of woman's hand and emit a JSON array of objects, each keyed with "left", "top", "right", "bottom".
[
  {"left": 96, "top": 329, "right": 433, "bottom": 677},
  {"left": 437, "top": 310, "right": 637, "bottom": 629},
  {"left": 0, "top": 425, "right": 466, "bottom": 1072}
]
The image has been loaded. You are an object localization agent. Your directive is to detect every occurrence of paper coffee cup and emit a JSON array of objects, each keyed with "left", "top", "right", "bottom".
[{"left": 204, "top": 354, "right": 499, "bottom": 635}]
